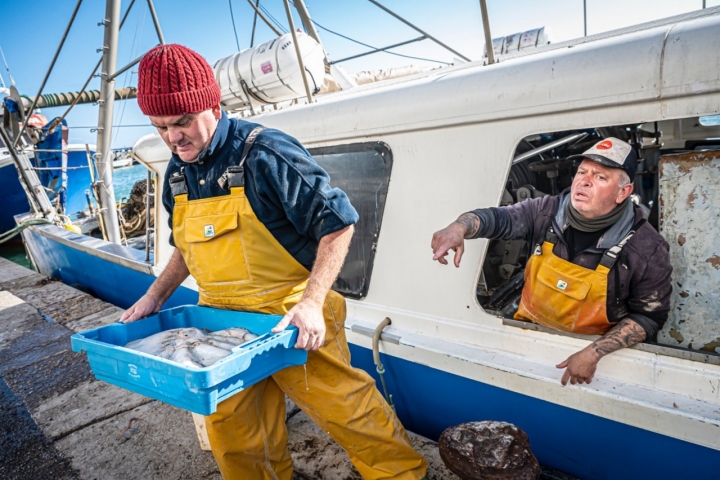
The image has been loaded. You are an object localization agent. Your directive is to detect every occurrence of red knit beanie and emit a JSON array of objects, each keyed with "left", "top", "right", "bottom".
[{"left": 137, "top": 44, "right": 221, "bottom": 116}]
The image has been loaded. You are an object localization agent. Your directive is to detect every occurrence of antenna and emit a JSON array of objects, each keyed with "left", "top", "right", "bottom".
[{"left": 0, "top": 45, "right": 16, "bottom": 86}]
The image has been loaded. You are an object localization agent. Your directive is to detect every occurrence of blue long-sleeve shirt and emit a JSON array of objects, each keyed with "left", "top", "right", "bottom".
[{"left": 162, "top": 112, "right": 359, "bottom": 270}]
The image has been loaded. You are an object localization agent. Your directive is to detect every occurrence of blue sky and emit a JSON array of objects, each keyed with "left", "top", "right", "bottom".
[{"left": 0, "top": 0, "right": 715, "bottom": 148}]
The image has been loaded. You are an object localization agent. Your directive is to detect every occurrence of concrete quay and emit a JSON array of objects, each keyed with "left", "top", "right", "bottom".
[{"left": 0, "top": 256, "right": 456, "bottom": 480}]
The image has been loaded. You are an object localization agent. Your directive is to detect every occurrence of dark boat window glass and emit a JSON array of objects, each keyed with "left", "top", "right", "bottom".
[{"left": 309, "top": 142, "right": 392, "bottom": 299}]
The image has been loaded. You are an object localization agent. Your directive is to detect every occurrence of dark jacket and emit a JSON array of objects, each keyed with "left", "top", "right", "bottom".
[{"left": 471, "top": 190, "right": 672, "bottom": 340}]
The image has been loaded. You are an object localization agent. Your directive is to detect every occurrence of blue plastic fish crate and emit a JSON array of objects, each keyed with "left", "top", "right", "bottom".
[{"left": 71, "top": 305, "right": 307, "bottom": 415}]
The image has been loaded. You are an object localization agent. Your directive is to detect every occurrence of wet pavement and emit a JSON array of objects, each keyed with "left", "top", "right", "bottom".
[{"left": 0, "top": 376, "right": 78, "bottom": 480}]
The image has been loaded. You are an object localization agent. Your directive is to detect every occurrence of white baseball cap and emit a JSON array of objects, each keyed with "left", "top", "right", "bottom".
[{"left": 568, "top": 137, "right": 638, "bottom": 179}]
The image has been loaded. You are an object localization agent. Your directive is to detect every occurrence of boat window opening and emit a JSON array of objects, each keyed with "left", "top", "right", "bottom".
[
  {"left": 477, "top": 117, "right": 720, "bottom": 360},
  {"left": 309, "top": 142, "right": 393, "bottom": 299}
]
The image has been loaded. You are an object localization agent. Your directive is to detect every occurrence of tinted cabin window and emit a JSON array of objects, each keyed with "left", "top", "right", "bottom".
[{"left": 310, "top": 142, "right": 392, "bottom": 299}]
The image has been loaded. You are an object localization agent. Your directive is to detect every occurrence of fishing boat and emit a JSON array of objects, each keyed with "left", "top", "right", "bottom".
[
  {"left": 10, "top": 2, "right": 720, "bottom": 478},
  {"left": 0, "top": 109, "right": 99, "bottom": 238}
]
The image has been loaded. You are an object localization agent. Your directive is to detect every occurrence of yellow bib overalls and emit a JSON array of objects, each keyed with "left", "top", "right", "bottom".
[
  {"left": 170, "top": 128, "right": 427, "bottom": 480},
  {"left": 514, "top": 225, "right": 636, "bottom": 335}
]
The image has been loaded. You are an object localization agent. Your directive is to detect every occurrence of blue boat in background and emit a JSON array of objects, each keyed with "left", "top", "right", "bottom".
[
  {"left": 0, "top": 113, "right": 97, "bottom": 238},
  {"left": 33, "top": 119, "right": 96, "bottom": 222},
  {"left": 0, "top": 148, "right": 32, "bottom": 235}
]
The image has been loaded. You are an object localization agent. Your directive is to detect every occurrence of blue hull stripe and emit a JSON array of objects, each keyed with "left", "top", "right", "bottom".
[{"left": 349, "top": 344, "right": 720, "bottom": 480}]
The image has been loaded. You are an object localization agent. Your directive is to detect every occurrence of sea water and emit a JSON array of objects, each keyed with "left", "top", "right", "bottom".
[{"left": 112, "top": 163, "right": 148, "bottom": 201}]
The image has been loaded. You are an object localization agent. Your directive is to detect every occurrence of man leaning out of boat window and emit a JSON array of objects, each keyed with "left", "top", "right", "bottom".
[
  {"left": 120, "top": 43, "right": 428, "bottom": 480},
  {"left": 430, "top": 138, "right": 672, "bottom": 387}
]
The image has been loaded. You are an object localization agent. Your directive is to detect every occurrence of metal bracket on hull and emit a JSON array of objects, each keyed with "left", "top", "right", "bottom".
[{"left": 350, "top": 323, "right": 401, "bottom": 345}]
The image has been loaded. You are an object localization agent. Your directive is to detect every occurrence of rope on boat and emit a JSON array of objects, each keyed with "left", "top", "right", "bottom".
[
  {"left": 115, "top": 177, "right": 155, "bottom": 246},
  {"left": 372, "top": 317, "right": 396, "bottom": 413},
  {"left": 0, "top": 218, "right": 52, "bottom": 244}
]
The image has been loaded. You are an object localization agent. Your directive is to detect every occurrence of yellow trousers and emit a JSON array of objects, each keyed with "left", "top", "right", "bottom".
[
  {"left": 205, "top": 296, "right": 428, "bottom": 480},
  {"left": 173, "top": 186, "right": 427, "bottom": 479}
]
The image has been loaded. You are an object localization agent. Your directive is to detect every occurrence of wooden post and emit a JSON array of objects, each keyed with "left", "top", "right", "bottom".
[{"left": 192, "top": 413, "right": 212, "bottom": 451}]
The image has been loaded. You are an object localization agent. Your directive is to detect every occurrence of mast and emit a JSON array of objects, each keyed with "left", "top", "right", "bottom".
[
  {"left": 292, "top": 0, "right": 326, "bottom": 60},
  {"left": 283, "top": 0, "right": 313, "bottom": 104},
  {"left": 479, "top": 0, "right": 495, "bottom": 65},
  {"left": 95, "top": 0, "right": 122, "bottom": 243}
]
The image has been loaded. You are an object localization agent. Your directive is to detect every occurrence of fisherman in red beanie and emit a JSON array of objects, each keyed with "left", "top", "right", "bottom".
[{"left": 122, "top": 44, "right": 428, "bottom": 480}]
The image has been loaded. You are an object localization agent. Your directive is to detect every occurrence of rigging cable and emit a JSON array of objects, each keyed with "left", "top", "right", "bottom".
[
  {"left": 0, "top": 45, "right": 16, "bottom": 86},
  {"left": 41, "top": 0, "right": 139, "bottom": 212},
  {"left": 250, "top": 0, "right": 260, "bottom": 47},
  {"left": 112, "top": 0, "right": 146, "bottom": 148},
  {"left": 14, "top": 0, "right": 84, "bottom": 148},
  {"left": 285, "top": 3, "right": 450, "bottom": 66},
  {"left": 228, "top": 0, "right": 242, "bottom": 51},
  {"left": 244, "top": 0, "right": 282, "bottom": 36},
  {"left": 258, "top": 3, "right": 288, "bottom": 33},
  {"left": 49, "top": 0, "right": 138, "bottom": 134}
]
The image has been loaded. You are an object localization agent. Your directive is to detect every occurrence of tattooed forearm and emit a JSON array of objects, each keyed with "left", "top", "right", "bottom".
[
  {"left": 455, "top": 212, "right": 481, "bottom": 239},
  {"left": 590, "top": 318, "right": 646, "bottom": 358}
]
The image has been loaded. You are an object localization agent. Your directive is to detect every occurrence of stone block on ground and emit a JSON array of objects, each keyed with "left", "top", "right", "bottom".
[
  {"left": 9, "top": 279, "right": 85, "bottom": 310},
  {"left": 0, "top": 376, "right": 79, "bottom": 480},
  {"left": 31, "top": 379, "right": 152, "bottom": 440},
  {"left": 41, "top": 294, "right": 114, "bottom": 325},
  {"left": 0, "top": 289, "right": 24, "bottom": 309},
  {"left": 0, "top": 321, "right": 72, "bottom": 374},
  {"left": 3, "top": 349, "right": 93, "bottom": 411},
  {"left": 65, "top": 305, "right": 125, "bottom": 332},
  {"left": 55, "top": 401, "right": 221, "bottom": 480},
  {"left": 0, "top": 296, "right": 47, "bottom": 348}
]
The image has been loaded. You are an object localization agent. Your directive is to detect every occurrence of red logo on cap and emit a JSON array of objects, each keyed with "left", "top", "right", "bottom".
[{"left": 596, "top": 140, "right": 613, "bottom": 150}]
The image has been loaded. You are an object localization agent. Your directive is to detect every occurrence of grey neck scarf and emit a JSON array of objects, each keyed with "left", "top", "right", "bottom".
[{"left": 566, "top": 198, "right": 629, "bottom": 233}]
